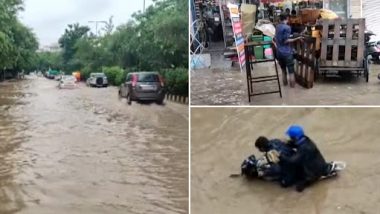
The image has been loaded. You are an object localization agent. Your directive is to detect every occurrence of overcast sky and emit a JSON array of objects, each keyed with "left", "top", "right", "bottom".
[{"left": 19, "top": 0, "right": 154, "bottom": 47}]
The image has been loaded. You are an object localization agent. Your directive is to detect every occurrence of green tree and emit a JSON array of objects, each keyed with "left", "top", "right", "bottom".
[
  {"left": 30, "top": 0, "right": 188, "bottom": 96},
  {"left": 109, "top": 0, "right": 188, "bottom": 70},
  {"left": 58, "top": 23, "right": 90, "bottom": 71},
  {"left": 35, "top": 51, "right": 62, "bottom": 71},
  {"left": 102, "top": 16, "right": 115, "bottom": 35},
  {"left": 0, "top": 0, "right": 38, "bottom": 74},
  {"left": 11, "top": 21, "right": 39, "bottom": 70}
]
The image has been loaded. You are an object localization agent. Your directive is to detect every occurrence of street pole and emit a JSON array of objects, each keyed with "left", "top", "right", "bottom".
[
  {"left": 143, "top": 0, "right": 146, "bottom": 12},
  {"left": 88, "top": 20, "right": 107, "bottom": 37},
  {"left": 95, "top": 22, "right": 98, "bottom": 36}
]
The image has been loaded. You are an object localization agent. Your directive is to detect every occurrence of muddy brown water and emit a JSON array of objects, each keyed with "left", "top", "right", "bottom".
[
  {"left": 191, "top": 108, "right": 380, "bottom": 214},
  {"left": 0, "top": 76, "right": 188, "bottom": 214},
  {"left": 191, "top": 57, "right": 380, "bottom": 105}
]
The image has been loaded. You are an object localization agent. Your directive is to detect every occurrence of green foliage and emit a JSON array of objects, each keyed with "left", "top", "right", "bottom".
[
  {"left": 29, "top": 0, "right": 188, "bottom": 96},
  {"left": 159, "top": 68, "right": 188, "bottom": 96},
  {"left": 35, "top": 51, "right": 62, "bottom": 71},
  {"left": 58, "top": 23, "right": 90, "bottom": 71},
  {"left": 103, "top": 66, "right": 125, "bottom": 86},
  {"left": 110, "top": 0, "right": 188, "bottom": 70},
  {"left": 0, "top": 0, "right": 38, "bottom": 72},
  {"left": 81, "top": 65, "right": 96, "bottom": 80}
]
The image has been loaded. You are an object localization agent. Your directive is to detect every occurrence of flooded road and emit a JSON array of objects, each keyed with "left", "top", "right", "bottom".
[
  {"left": 191, "top": 56, "right": 380, "bottom": 105},
  {"left": 191, "top": 108, "right": 380, "bottom": 214},
  {"left": 0, "top": 76, "right": 188, "bottom": 214}
]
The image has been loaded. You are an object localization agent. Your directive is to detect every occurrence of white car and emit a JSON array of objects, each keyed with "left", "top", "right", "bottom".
[
  {"left": 58, "top": 76, "right": 78, "bottom": 89},
  {"left": 54, "top": 75, "right": 61, "bottom": 81},
  {"left": 86, "top": 73, "right": 108, "bottom": 87}
]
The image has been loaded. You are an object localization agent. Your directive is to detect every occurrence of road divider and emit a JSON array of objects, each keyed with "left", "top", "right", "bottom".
[{"left": 165, "top": 94, "right": 188, "bottom": 105}]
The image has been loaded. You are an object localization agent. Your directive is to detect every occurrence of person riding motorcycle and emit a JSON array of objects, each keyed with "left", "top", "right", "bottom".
[
  {"left": 241, "top": 137, "right": 296, "bottom": 183},
  {"left": 254, "top": 136, "right": 299, "bottom": 187},
  {"left": 279, "top": 125, "right": 330, "bottom": 192}
]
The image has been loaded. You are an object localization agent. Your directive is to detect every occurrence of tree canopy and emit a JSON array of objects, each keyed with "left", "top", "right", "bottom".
[
  {"left": 54, "top": 0, "right": 188, "bottom": 75},
  {"left": 0, "top": 0, "right": 38, "bottom": 71},
  {"left": 1, "top": 0, "right": 188, "bottom": 96}
]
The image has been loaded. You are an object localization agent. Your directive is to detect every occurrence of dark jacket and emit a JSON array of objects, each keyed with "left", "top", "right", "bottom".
[
  {"left": 268, "top": 139, "right": 295, "bottom": 158},
  {"left": 261, "top": 139, "right": 295, "bottom": 180},
  {"left": 280, "top": 136, "right": 328, "bottom": 181}
]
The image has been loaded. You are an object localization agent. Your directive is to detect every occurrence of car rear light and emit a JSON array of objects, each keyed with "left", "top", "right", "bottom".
[
  {"left": 159, "top": 75, "right": 164, "bottom": 87},
  {"left": 132, "top": 74, "right": 138, "bottom": 87}
]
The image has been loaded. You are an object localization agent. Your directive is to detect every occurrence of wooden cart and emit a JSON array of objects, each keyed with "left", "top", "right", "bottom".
[
  {"left": 294, "top": 36, "right": 317, "bottom": 88},
  {"left": 317, "top": 18, "right": 368, "bottom": 82}
]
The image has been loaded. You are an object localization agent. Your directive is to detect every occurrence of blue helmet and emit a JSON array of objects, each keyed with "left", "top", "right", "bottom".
[{"left": 286, "top": 125, "right": 304, "bottom": 140}]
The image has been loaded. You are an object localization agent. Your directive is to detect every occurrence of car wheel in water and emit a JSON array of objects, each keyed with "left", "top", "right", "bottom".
[
  {"left": 127, "top": 94, "right": 132, "bottom": 105},
  {"left": 156, "top": 99, "right": 164, "bottom": 105}
]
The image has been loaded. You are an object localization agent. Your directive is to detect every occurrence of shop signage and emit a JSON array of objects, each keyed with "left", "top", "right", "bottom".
[{"left": 228, "top": 3, "right": 246, "bottom": 72}]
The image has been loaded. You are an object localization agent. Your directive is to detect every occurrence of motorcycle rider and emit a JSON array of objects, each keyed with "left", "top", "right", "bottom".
[
  {"left": 254, "top": 136, "right": 299, "bottom": 187},
  {"left": 279, "top": 125, "right": 330, "bottom": 192}
]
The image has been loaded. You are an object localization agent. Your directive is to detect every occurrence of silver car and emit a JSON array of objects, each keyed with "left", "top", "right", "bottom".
[
  {"left": 118, "top": 72, "right": 165, "bottom": 105},
  {"left": 86, "top": 73, "right": 108, "bottom": 87},
  {"left": 58, "top": 76, "right": 78, "bottom": 89}
]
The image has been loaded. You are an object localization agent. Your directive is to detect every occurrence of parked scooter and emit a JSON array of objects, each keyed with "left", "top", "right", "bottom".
[{"left": 365, "top": 31, "right": 380, "bottom": 64}]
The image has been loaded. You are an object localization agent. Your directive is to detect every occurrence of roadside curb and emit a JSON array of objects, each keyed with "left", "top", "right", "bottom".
[{"left": 165, "top": 94, "right": 188, "bottom": 105}]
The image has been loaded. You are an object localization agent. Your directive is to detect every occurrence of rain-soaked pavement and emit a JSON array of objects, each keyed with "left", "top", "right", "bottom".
[
  {"left": 0, "top": 75, "right": 188, "bottom": 214},
  {"left": 191, "top": 108, "right": 380, "bottom": 214},
  {"left": 191, "top": 52, "right": 380, "bottom": 105}
]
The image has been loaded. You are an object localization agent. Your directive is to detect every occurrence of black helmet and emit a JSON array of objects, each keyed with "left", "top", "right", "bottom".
[{"left": 241, "top": 155, "right": 259, "bottom": 178}]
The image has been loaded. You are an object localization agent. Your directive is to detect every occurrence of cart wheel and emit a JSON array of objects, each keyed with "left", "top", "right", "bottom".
[
  {"left": 315, "top": 60, "right": 320, "bottom": 80},
  {"left": 364, "top": 58, "right": 369, "bottom": 82}
]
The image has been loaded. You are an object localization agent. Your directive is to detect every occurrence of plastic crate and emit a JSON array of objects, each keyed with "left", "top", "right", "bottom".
[
  {"left": 251, "top": 35, "right": 263, "bottom": 42},
  {"left": 254, "top": 46, "right": 264, "bottom": 60},
  {"left": 263, "top": 36, "right": 272, "bottom": 49},
  {"left": 264, "top": 48, "right": 274, "bottom": 59}
]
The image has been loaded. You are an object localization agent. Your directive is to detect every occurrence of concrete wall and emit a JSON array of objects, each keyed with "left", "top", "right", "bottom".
[
  {"left": 363, "top": 0, "right": 380, "bottom": 35},
  {"left": 350, "top": 0, "right": 362, "bottom": 18}
]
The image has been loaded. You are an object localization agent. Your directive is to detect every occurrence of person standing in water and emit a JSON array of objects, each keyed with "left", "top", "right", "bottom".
[{"left": 274, "top": 14, "right": 303, "bottom": 88}]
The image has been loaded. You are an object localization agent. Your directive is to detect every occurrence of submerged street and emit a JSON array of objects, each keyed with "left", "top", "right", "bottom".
[
  {"left": 0, "top": 76, "right": 188, "bottom": 214},
  {"left": 191, "top": 108, "right": 380, "bottom": 214},
  {"left": 191, "top": 56, "right": 380, "bottom": 105}
]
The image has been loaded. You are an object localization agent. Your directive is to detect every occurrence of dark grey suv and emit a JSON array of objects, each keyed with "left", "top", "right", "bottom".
[{"left": 118, "top": 72, "right": 165, "bottom": 105}]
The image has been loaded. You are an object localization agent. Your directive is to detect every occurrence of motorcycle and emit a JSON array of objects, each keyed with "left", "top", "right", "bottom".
[
  {"left": 365, "top": 31, "right": 380, "bottom": 64},
  {"left": 232, "top": 154, "right": 346, "bottom": 181}
]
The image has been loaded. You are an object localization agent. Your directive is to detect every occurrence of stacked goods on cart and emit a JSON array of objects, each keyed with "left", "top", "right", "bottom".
[{"left": 300, "top": 9, "right": 320, "bottom": 24}]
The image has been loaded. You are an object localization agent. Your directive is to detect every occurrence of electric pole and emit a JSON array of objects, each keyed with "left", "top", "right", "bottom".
[{"left": 88, "top": 20, "right": 107, "bottom": 37}]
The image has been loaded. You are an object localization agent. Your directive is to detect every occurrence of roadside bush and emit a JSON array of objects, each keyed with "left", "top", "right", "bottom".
[
  {"left": 103, "top": 66, "right": 125, "bottom": 86},
  {"left": 81, "top": 65, "right": 95, "bottom": 80},
  {"left": 159, "top": 68, "right": 188, "bottom": 97}
]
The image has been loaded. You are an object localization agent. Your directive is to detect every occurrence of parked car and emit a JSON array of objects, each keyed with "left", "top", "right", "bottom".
[
  {"left": 118, "top": 72, "right": 165, "bottom": 105},
  {"left": 58, "top": 75, "right": 78, "bottom": 89},
  {"left": 46, "top": 70, "right": 60, "bottom": 79},
  {"left": 54, "top": 74, "right": 62, "bottom": 81},
  {"left": 86, "top": 73, "right": 108, "bottom": 87}
]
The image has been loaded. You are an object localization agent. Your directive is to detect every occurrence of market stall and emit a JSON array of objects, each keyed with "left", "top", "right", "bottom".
[{"left": 221, "top": 0, "right": 368, "bottom": 102}]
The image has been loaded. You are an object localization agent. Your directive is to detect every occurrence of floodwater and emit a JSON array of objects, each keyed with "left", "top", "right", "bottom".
[
  {"left": 0, "top": 76, "right": 188, "bottom": 214},
  {"left": 191, "top": 108, "right": 380, "bottom": 214},
  {"left": 191, "top": 53, "right": 380, "bottom": 105}
]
